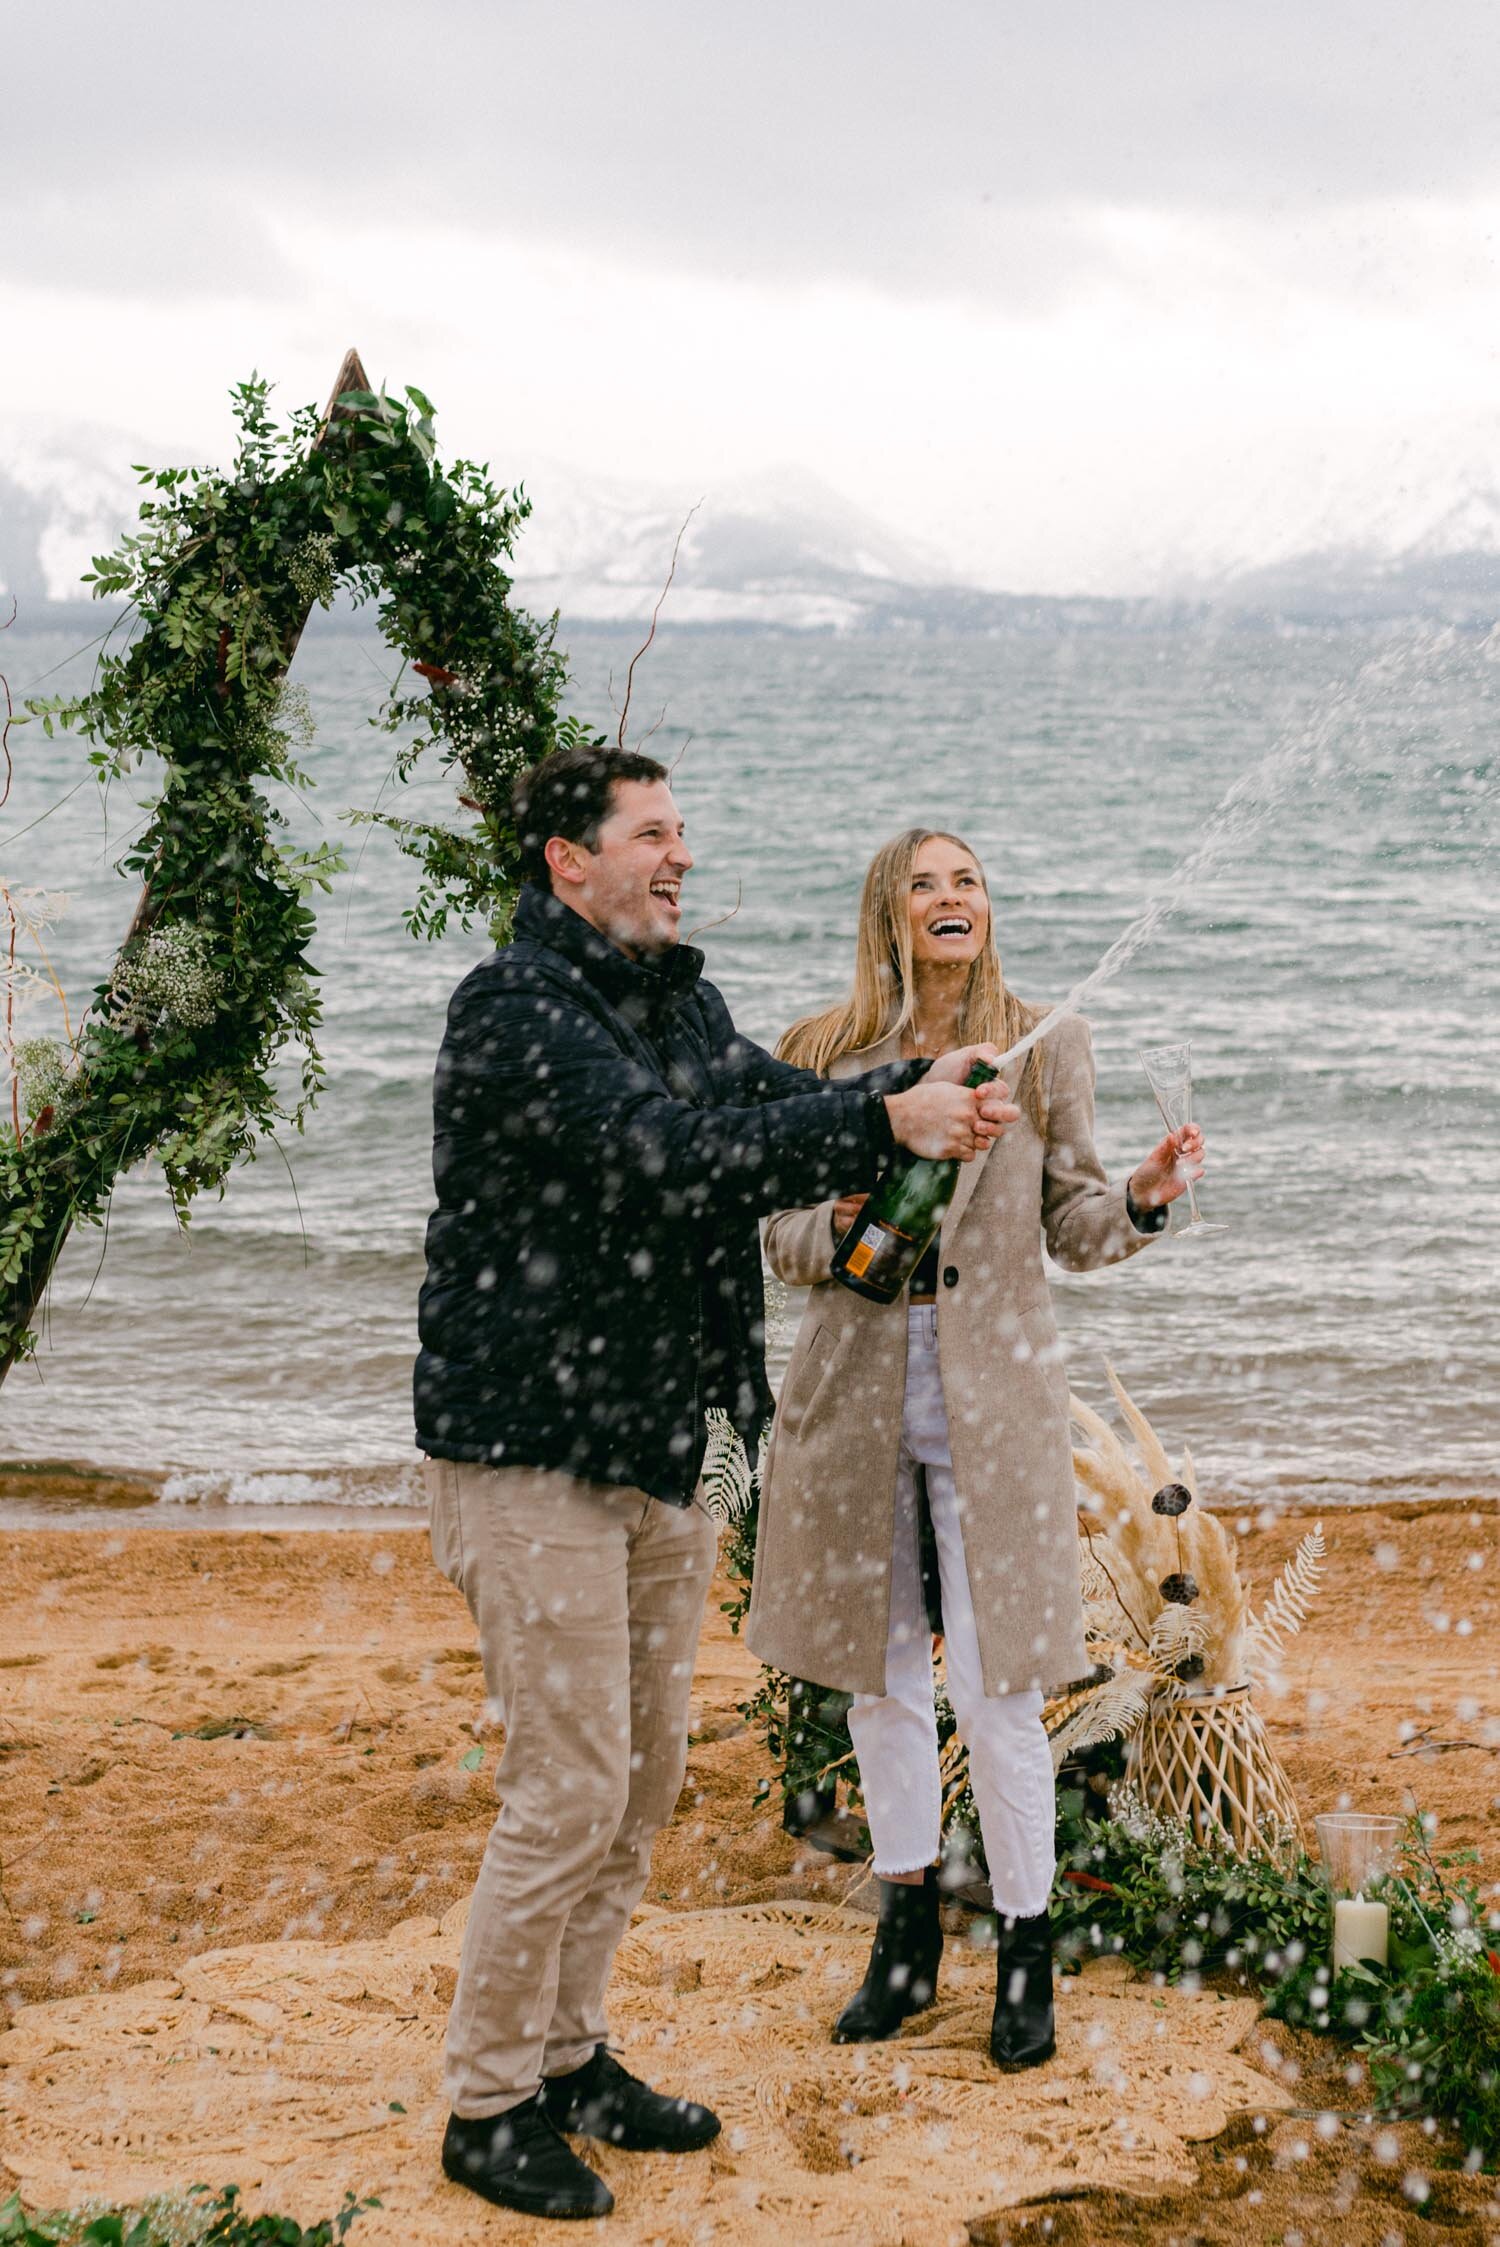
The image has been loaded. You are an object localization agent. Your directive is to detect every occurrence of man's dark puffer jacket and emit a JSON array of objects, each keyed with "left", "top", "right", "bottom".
[{"left": 415, "top": 884, "right": 920, "bottom": 1504}]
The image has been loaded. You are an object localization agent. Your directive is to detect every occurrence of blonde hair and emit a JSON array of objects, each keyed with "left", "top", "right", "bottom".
[{"left": 778, "top": 826, "right": 1049, "bottom": 1132}]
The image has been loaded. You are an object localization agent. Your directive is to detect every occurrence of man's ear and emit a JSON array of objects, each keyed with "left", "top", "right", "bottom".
[{"left": 544, "top": 835, "right": 589, "bottom": 889}]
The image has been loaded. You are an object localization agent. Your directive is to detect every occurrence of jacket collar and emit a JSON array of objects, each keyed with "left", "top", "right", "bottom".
[{"left": 514, "top": 883, "right": 705, "bottom": 1026}]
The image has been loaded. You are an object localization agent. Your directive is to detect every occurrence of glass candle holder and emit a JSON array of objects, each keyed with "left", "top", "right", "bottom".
[
  {"left": 1314, "top": 1813, "right": 1404, "bottom": 1896},
  {"left": 1315, "top": 1813, "right": 1403, "bottom": 1972}
]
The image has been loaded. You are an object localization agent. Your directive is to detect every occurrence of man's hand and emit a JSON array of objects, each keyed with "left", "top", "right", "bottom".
[
  {"left": 1128, "top": 1124, "right": 1206, "bottom": 1209},
  {"left": 884, "top": 1073, "right": 1018, "bottom": 1161}
]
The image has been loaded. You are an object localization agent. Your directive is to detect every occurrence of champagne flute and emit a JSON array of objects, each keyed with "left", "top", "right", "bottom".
[{"left": 1136, "top": 1041, "right": 1226, "bottom": 1240}]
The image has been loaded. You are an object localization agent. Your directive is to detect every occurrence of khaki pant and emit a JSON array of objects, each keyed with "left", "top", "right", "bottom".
[{"left": 427, "top": 1456, "right": 718, "bottom": 2118}]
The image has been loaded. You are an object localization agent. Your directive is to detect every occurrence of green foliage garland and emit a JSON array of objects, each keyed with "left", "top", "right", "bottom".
[
  {"left": 1056, "top": 1795, "right": 1500, "bottom": 2165},
  {"left": 0, "top": 2184, "right": 373, "bottom": 2247},
  {"left": 1, "top": 373, "right": 594, "bottom": 1368}
]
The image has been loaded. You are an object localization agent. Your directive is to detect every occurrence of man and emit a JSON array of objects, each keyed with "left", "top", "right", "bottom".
[{"left": 418, "top": 742, "right": 1015, "bottom": 2220}]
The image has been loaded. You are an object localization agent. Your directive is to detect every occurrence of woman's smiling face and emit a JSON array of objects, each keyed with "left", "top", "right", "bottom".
[{"left": 907, "top": 834, "right": 991, "bottom": 967}]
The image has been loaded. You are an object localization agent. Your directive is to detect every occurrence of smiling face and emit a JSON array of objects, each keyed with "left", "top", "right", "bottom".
[
  {"left": 906, "top": 833, "right": 991, "bottom": 968},
  {"left": 545, "top": 776, "right": 693, "bottom": 960}
]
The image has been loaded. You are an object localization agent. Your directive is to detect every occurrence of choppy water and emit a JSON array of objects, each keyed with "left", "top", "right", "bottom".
[{"left": 2, "top": 617, "right": 1497, "bottom": 1524}]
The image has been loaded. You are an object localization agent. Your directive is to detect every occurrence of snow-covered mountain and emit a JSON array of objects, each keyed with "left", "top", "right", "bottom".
[
  {"left": 0, "top": 421, "right": 974, "bottom": 634},
  {"left": 1170, "top": 414, "right": 1500, "bottom": 622},
  {"left": 0, "top": 420, "right": 148, "bottom": 610},
  {"left": 5, "top": 412, "right": 1500, "bottom": 629},
  {"left": 507, "top": 458, "right": 949, "bottom": 631}
]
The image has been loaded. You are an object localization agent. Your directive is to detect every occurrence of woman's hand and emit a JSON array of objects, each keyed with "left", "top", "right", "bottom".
[
  {"left": 831, "top": 1193, "right": 868, "bottom": 1240},
  {"left": 925, "top": 1042, "right": 1002, "bottom": 1085},
  {"left": 1128, "top": 1124, "right": 1206, "bottom": 1210}
]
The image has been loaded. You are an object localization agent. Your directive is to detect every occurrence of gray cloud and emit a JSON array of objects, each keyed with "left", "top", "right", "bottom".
[
  {"left": 3, "top": 182, "right": 298, "bottom": 299},
  {"left": 7, "top": 0, "right": 1499, "bottom": 307}
]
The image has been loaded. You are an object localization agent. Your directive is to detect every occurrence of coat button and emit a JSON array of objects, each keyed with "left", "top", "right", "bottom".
[{"left": 942, "top": 1265, "right": 959, "bottom": 1289}]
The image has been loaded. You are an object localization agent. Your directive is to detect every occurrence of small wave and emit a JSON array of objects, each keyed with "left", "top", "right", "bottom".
[{"left": 159, "top": 1465, "right": 424, "bottom": 1510}]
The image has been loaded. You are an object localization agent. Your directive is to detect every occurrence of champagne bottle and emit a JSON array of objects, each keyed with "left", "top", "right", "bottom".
[{"left": 831, "top": 1061, "right": 999, "bottom": 1304}]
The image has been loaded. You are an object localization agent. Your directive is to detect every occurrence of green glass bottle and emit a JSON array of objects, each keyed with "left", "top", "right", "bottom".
[{"left": 831, "top": 1061, "right": 999, "bottom": 1304}]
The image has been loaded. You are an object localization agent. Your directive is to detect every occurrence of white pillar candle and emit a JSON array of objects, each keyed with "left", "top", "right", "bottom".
[{"left": 1332, "top": 1892, "right": 1389, "bottom": 1973}]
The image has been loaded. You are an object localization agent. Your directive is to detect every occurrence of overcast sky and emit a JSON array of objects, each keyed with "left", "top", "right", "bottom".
[{"left": 6, "top": 1, "right": 1500, "bottom": 590}]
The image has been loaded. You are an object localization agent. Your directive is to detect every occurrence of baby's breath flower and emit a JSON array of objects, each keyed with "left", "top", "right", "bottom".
[
  {"left": 1435, "top": 1925, "right": 1486, "bottom": 1969},
  {"left": 113, "top": 923, "right": 224, "bottom": 1032},
  {"left": 229, "top": 682, "right": 316, "bottom": 778},
  {"left": 1106, "top": 1780, "right": 1190, "bottom": 1852},
  {"left": 273, "top": 681, "right": 315, "bottom": 753},
  {"left": 11, "top": 1034, "right": 74, "bottom": 1117},
  {"left": 287, "top": 530, "right": 336, "bottom": 607}
]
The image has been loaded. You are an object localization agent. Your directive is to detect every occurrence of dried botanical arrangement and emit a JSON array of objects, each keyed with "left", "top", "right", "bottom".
[{"left": 1051, "top": 1368, "right": 1324, "bottom": 1857}]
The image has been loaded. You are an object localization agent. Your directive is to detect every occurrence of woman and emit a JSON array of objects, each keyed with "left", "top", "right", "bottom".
[{"left": 745, "top": 827, "right": 1203, "bottom": 2069}]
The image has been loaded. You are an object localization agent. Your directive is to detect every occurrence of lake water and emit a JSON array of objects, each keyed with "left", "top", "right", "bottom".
[{"left": 2, "top": 617, "right": 1497, "bottom": 1524}]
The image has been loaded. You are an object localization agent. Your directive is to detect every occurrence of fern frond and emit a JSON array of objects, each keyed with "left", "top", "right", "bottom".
[
  {"left": 1245, "top": 1524, "right": 1326, "bottom": 1678},
  {"left": 1147, "top": 1601, "right": 1210, "bottom": 1674},
  {"left": 1045, "top": 1668, "right": 1159, "bottom": 1769},
  {"left": 701, "top": 1407, "right": 754, "bottom": 1523},
  {"left": 1079, "top": 1548, "right": 1137, "bottom": 1644}
]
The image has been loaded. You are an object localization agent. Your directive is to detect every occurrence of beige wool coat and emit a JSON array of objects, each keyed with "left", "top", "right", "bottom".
[{"left": 745, "top": 1012, "right": 1159, "bottom": 1701}]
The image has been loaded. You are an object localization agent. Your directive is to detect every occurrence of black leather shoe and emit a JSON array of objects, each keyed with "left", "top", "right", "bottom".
[
  {"left": 541, "top": 2044, "right": 721, "bottom": 2153},
  {"left": 832, "top": 1868, "right": 943, "bottom": 2043},
  {"left": 989, "top": 1909, "right": 1056, "bottom": 2070},
  {"left": 442, "top": 2096, "right": 614, "bottom": 2219}
]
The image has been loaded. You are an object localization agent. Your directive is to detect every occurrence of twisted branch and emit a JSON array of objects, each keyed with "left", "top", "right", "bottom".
[{"left": 616, "top": 502, "right": 701, "bottom": 750}]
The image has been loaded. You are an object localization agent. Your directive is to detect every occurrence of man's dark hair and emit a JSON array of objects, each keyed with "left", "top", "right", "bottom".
[{"left": 511, "top": 744, "right": 670, "bottom": 888}]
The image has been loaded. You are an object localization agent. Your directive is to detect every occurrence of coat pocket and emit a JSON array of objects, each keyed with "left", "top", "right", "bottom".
[{"left": 777, "top": 1323, "right": 840, "bottom": 1440}]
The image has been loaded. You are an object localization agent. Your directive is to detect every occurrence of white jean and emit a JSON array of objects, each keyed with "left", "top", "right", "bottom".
[{"left": 846, "top": 1305, "right": 1057, "bottom": 1917}]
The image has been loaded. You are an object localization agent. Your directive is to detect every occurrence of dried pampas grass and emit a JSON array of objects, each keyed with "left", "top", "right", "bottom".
[
  {"left": 1042, "top": 1369, "right": 1321, "bottom": 1857},
  {"left": 1066, "top": 1367, "right": 1250, "bottom": 1695}
]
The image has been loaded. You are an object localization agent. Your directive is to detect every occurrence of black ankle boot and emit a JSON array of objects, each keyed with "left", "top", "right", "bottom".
[
  {"left": 540, "top": 2044, "right": 721, "bottom": 2152},
  {"left": 832, "top": 1869, "right": 943, "bottom": 2044},
  {"left": 989, "top": 1909, "right": 1056, "bottom": 2070},
  {"left": 442, "top": 2094, "right": 614, "bottom": 2219}
]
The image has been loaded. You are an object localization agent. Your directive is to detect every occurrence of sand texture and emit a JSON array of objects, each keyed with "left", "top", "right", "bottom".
[
  {"left": 0, "top": 1902, "right": 1287, "bottom": 2246},
  {"left": 1, "top": 1503, "right": 1498, "bottom": 2244}
]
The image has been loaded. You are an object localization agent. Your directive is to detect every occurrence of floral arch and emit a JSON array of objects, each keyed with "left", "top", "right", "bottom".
[{"left": 1, "top": 350, "right": 589, "bottom": 1375}]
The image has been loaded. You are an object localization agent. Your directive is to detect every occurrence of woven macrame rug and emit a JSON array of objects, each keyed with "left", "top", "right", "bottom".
[{"left": 0, "top": 1899, "right": 1289, "bottom": 2246}]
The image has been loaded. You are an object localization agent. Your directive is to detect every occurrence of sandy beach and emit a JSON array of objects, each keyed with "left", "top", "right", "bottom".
[{"left": 1, "top": 1500, "right": 1497, "bottom": 2245}]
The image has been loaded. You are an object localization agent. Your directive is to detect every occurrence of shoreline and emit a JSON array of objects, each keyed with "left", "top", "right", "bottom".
[{"left": 2, "top": 1459, "right": 1497, "bottom": 1534}]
